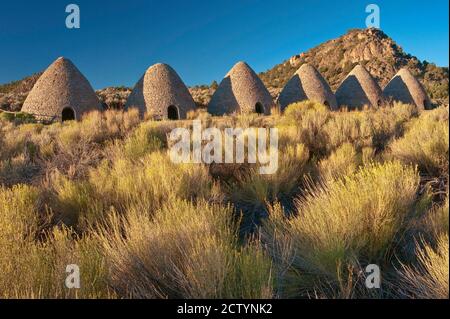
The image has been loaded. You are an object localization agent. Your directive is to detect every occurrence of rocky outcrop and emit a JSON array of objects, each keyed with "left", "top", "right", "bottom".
[{"left": 260, "top": 28, "right": 449, "bottom": 103}]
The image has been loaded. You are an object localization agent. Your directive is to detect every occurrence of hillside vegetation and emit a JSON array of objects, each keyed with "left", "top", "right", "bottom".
[{"left": 0, "top": 102, "right": 448, "bottom": 299}]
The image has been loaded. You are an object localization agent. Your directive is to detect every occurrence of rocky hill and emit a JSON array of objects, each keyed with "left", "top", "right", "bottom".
[
  {"left": 96, "top": 86, "right": 132, "bottom": 110},
  {"left": 260, "top": 28, "right": 448, "bottom": 101},
  {"left": 1, "top": 28, "right": 448, "bottom": 112},
  {"left": 0, "top": 73, "right": 42, "bottom": 111}
]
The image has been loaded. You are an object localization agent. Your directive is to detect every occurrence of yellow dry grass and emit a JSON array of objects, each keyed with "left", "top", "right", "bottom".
[{"left": 0, "top": 103, "right": 448, "bottom": 299}]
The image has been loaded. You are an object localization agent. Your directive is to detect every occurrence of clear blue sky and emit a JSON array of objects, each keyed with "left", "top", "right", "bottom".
[{"left": 0, "top": 0, "right": 448, "bottom": 89}]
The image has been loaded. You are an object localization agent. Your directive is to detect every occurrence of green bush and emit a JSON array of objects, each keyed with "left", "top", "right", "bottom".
[
  {"left": 97, "top": 199, "right": 272, "bottom": 298},
  {"left": 388, "top": 107, "right": 449, "bottom": 177},
  {"left": 262, "top": 162, "right": 420, "bottom": 298}
]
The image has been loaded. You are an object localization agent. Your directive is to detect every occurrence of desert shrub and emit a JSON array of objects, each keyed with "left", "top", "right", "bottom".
[
  {"left": 0, "top": 111, "right": 14, "bottom": 122},
  {"left": 390, "top": 101, "right": 419, "bottom": 121},
  {"left": 323, "top": 112, "right": 372, "bottom": 152},
  {"left": 277, "top": 125, "right": 302, "bottom": 149},
  {"left": 282, "top": 101, "right": 330, "bottom": 156},
  {"left": 324, "top": 105, "right": 415, "bottom": 154},
  {"left": 0, "top": 111, "right": 35, "bottom": 124},
  {"left": 355, "top": 112, "right": 396, "bottom": 151},
  {"left": 0, "top": 102, "right": 448, "bottom": 299},
  {"left": 369, "top": 104, "right": 418, "bottom": 149},
  {"left": 0, "top": 154, "right": 40, "bottom": 186},
  {"left": 120, "top": 121, "right": 165, "bottom": 160},
  {"left": 408, "top": 197, "right": 449, "bottom": 249},
  {"left": 47, "top": 129, "right": 103, "bottom": 179},
  {"left": 59, "top": 109, "right": 141, "bottom": 145},
  {"left": 0, "top": 227, "right": 110, "bottom": 299},
  {"left": 0, "top": 123, "right": 42, "bottom": 161},
  {"left": 388, "top": 107, "right": 449, "bottom": 177},
  {"left": 0, "top": 185, "right": 46, "bottom": 297},
  {"left": 46, "top": 151, "right": 219, "bottom": 231},
  {"left": 422, "top": 198, "right": 449, "bottom": 241},
  {"left": 32, "top": 109, "right": 142, "bottom": 178},
  {"left": 398, "top": 234, "right": 449, "bottom": 299},
  {"left": 97, "top": 199, "right": 272, "bottom": 299},
  {"left": 49, "top": 173, "right": 100, "bottom": 229},
  {"left": 318, "top": 143, "right": 362, "bottom": 180},
  {"left": 270, "top": 105, "right": 282, "bottom": 116},
  {"left": 0, "top": 185, "right": 43, "bottom": 241},
  {"left": 228, "top": 113, "right": 273, "bottom": 130},
  {"left": 278, "top": 102, "right": 415, "bottom": 162},
  {"left": 88, "top": 151, "right": 218, "bottom": 215},
  {"left": 228, "top": 144, "right": 310, "bottom": 230},
  {"left": 76, "top": 111, "right": 107, "bottom": 143},
  {"left": 41, "top": 228, "right": 111, "bottom": 299},
  {"left": 0, "top": 184, "right": 111, "bottom": 298},
  {"left": 262, "top": 162, "right": 420, "bottom": 298},
  {"left": 187, "top": 108, "right": 210, "bottom": 120},
  {"left": 91, "top": 108, "right": 141, "bottom": 140}
]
